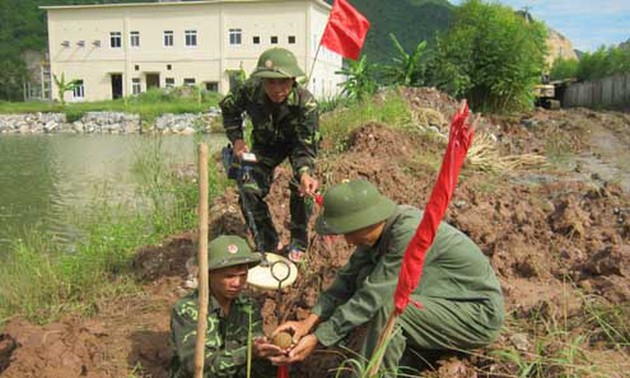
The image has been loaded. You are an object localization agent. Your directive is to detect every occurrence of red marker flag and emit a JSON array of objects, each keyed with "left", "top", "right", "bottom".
[
  {"left": 320, "top": 0, "right": 370, "bottom": 60},
  {"left": 393, "top": 103, "right": 475, "bottom": 314}
]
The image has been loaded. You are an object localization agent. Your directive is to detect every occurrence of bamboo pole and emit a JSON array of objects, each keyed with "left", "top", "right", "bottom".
[
  {"left": 366, "top": 309, "right": 397, "bottom": 376},
  {"left": 194, "top": 143, "right": 209, "bottom": 378}
]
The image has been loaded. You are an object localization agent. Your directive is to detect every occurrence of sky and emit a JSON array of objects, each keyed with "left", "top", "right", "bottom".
[{"left": 449, "top": 0, "right": 630, "bottom": 52}]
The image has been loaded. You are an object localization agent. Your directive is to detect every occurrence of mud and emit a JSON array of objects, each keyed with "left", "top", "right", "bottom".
[{"left": 1, "top": 88, "right": 629, "bottom": 377}]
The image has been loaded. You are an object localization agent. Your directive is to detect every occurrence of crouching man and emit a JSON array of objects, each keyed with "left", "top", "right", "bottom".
[
  {"left": 273, "top": 179, "right": 504, "bottom": 376},
  {"left": 168, "top": 235, "right": 281, "bottom": 377}
]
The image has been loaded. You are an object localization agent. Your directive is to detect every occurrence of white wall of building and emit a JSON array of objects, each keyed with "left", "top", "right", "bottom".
[{"left": 43, "top": 0, "right": 343, "bottom": 103}]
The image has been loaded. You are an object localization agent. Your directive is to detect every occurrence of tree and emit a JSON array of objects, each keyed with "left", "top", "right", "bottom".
[
  {"left": 53, "top": 73, "right": 80, "bottom": 106},
  {"left": 550, "top": 57, "right": 578, "bottom": 80},
  {"left": 426, "top": 0, "right": 548, "bottom": 112},
  {"left": 381, "top": 33, "right": 428, "bottom": 87},
  {"left": 336, "top": 56, "right": 378, "bottom": 102}
]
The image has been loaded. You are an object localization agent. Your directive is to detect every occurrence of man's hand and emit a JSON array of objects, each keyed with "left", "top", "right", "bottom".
[
  {"left": 252, "top": 337, "right": 285, "bottom": 358},
  {"left": 268, "top": 334, "right": 318, "bottom": 366},
  {"left": 233, "top": 139, "right": 249, "bottom": 158},
  {"left": 299, "top": 173, "right": 319, "bottom": 197},
  {"left": 273, "top": 314, "right": 319, "bottom": 344}
]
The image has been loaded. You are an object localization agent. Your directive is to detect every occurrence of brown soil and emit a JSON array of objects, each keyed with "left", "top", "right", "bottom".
[{"left": 1, "top": 88, "right": 629, "bottom": 377}]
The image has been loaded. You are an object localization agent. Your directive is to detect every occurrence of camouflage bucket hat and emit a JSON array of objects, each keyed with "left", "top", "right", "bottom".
[
  {"left": 315, "top": 180, "right": 396, "bottom": 235},
  {"left": 208, "top": 235, "right": 262, "bottom": 270},
  {"left": 251, "top": 47, "right": 305, "bottom": 79}
]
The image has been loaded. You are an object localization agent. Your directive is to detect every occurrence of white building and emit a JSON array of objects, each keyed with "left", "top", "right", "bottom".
[{"left": 41, "top": 0, "right": 343, "bottom": 103}]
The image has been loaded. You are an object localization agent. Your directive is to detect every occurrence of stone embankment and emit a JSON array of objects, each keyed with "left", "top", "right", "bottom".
[{"left": 0, "top": 108, "right": 222, "bottom": 135}]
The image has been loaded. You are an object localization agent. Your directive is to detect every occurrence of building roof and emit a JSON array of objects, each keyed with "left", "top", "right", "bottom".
[{"left": 40, "top": 0, "right": 331, "bottom": 11}]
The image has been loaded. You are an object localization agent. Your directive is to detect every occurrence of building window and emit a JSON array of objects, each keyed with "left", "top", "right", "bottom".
[
  {"left": 229, "top": 29, "right": 242, "bottom": 45},
  {"left": 164, "top": 30, "right": 174, "bottom": 47},
  {"left": 134, "top": 65, "right": 140, "bottom": 71},
  {"left": 270, "top": 36, "right": 278, "bottom": 44},
  {"left": 205, "top": 82, "right": 218, "bottom": 92},
  {"left": 167, "top": 64, "right": 172, "bottom": 70},
  {"left": 110, "top": 32, "right": 122, "bottom": 48},
  {"left": 288, "top": 35, "right": 296, "bottom": 44},
  {"left": 165, "top": 78, "right": 175, "bottom": 88},
  {"left": 73, "top": 80, "right": 85, "bottom": 99},
  {"left": 253, "top": 36, "right": 260, "bottom": 45},
  {"left": 185, "top": 30, "right": 197, "bottom": 47},
  {"left": 132, "top": 78, "right": 141, "bottom": 95},
  {"left": 130, "top": 31, "right": 140, "bottom": 47},
  {"left": 184, "top": 78, "right": 196, "bottom": 86}
]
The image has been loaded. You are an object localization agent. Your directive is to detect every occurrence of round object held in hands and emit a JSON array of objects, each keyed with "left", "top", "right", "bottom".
[{"left": 272, "top": 332, "right": 293, "bottom": 349}]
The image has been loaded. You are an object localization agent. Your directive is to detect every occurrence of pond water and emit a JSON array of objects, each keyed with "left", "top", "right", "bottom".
[{"left": 0, "top": 134, "right": 227, "bottom": 253}]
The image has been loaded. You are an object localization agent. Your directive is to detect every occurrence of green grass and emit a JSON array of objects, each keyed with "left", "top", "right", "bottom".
[
  {"left": 0, "top": 86, "right": 222, "bottom": 125},
  {"left": 0, "top": 140, "right": 228, "bottom": 324},
  {"left": 320, "top": 89, "right": 413, "bottom": 152}
]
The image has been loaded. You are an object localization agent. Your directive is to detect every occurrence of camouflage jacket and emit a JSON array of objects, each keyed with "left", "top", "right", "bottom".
[
  {"left": 219, "top": 78, "right": 319, "bottom": 176},
  {"left": 168, "top": 291, "right": 263, "bottom": 378}
]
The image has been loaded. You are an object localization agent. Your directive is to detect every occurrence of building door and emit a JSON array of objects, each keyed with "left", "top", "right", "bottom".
[
  {"left": 146, "top": 73, "right": 160, "bottom": 89},
  {"left": 111, "top": 74, "right": 123, "bottom": 99}
]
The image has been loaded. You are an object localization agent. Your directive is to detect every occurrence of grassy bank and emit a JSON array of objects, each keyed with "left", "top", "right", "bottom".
[
  {"left": 0, "top": 86, "right": 222, "bottom": 124},
  {"left": 0, "top": 139, "right": 228, "bottom": 324}
]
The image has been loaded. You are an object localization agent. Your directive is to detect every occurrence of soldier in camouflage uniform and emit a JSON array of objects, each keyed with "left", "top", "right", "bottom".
[
  {"left": 220, "top": 47, "right": 319, "bottom": 262},
  {"left": 168, "top": 235, "right": 281, "bottom": 377},
  {"left": 272, "top": 180, "right": 505, "bottom": 377}
]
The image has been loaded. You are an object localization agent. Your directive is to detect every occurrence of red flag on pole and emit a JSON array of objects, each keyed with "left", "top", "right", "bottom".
[
  {"left": 393, "top": 102, "right": 475, "bottom": 314},
  {"left": 320, "top": 0, "right": 370, "bottom": 60}
]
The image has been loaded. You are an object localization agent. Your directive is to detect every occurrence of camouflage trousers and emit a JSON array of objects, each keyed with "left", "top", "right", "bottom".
[{"left": 237, "top": 145, "right": 313, "bottom": 253}]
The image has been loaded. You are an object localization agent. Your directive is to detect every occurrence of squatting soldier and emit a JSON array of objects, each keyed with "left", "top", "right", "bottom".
[
  {"left": 220, "top": 47, "right": 320, "bottom": 263},
  {"left": 168, "top": 235, "right": 282, "bottom": 377},
  {"left": 272, "top": 179, "right": 505, "bottom": 377}
]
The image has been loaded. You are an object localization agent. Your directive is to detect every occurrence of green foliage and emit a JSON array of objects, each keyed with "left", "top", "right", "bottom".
[
  {"left": 327, "top": 0, "right": 453, "bottom": 64},
  {"left": 550, "top": 57, "right": 579, "bottom": 80},
  {"left": 336, "top": 56, "right": 378, "bottom": 102},
  {"left": 53, "top": 73, "right": 80, "bottom": 106},
  {"left": 576, "top": 45, "right": 630, "bottom": 81},
  {"left": 427, "top": 0, "right": 548, "bottom": 112},
  {"left": 380, "top": 34, "right": 428, "bottom": 87}
]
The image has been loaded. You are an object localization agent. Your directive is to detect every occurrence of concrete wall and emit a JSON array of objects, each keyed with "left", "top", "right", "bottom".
[
  {"left": 44, "top": 0, "right": 342, "bottom": 102},
  {"left": 563, "top": 74, "right": 630, "bottom": 108}
]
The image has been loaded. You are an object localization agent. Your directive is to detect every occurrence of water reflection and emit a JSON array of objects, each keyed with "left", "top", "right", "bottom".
[{"left": 0, "top": 134, "right": 226, "bottom": 252}]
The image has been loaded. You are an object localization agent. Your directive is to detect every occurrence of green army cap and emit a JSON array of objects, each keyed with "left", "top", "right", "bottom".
[
  {"left": 315, "top": 179, "right": 396, "bottom": 235},
  {"left": 251, "top": 47, "right": 305, "bottom": 79},
  {"left": 208, "top": 235, "right": 262, "bottom": 271}
]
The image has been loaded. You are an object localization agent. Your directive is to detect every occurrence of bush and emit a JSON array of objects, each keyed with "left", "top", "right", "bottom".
[{"left": 427, "top": 0, "right": 548, "bottom": 113}]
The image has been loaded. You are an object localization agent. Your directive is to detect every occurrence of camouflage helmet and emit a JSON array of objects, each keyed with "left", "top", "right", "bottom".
[
  {"left": 251, "top": 47, "right": 305, "bottom": 79},
  {"left": 208, "top": 235, "right": 261, "bottom": 271},
  {"left": 315, "top": 179, "right": 396, "bottom": 235}
]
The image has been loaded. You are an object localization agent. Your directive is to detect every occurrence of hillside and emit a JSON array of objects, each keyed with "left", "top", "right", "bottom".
[{"left": 329, "top": 0, "right": 454, "bottom": 63}]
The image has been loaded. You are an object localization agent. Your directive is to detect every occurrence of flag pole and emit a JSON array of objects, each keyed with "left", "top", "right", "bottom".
[
  {"left": 367, "top": 309, "right": 398, "bottom": 376},
  {"left": 307, "top": 38, "right": 324, "bottom": 92}
]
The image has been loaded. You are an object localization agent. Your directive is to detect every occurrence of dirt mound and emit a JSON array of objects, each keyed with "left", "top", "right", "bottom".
[{"left": 2, "top": 89, "right": 629, "bottom": 377}]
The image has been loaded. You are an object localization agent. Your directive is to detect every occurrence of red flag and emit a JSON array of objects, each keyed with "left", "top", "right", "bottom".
[
  {"left": 320, "top": 0, "right": 370, "bottom": 60},
  {"left": 393, "top": 103, "right": 475, "bottom": 314}
]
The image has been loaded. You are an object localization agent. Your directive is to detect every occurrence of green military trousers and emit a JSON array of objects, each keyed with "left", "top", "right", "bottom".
[
  {"left": 360, "top": 295, "right": 503, "bottom": 377},
  {"left": 238, "top": 145, "right": 312, "bottom": 253}
]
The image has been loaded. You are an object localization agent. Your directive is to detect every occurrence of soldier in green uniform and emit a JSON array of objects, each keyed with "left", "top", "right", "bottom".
[
  {"left": 220, "top": 47, "right": 320, "bottom": 263},
  {"left": 272, "top": 179, "right": 504, "bottom": 376},
  {"left": 168, "top": 235, "right": 282, "bottom": 377}
]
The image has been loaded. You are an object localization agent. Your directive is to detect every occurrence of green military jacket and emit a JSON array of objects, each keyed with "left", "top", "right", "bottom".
[
  {"left": 219, "top": 78, "right": 319, "bottom": 176},
  {"left": 312, "top": 205, "right": 504, "bottom": 346},
  {"left": 168, "top": 291, "right": 262, "bottom": 378}
]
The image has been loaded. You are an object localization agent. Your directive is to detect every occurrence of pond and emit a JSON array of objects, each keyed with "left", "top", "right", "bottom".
[{"left": 0, "top": 134, "right": 227, "bottom": 253}]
